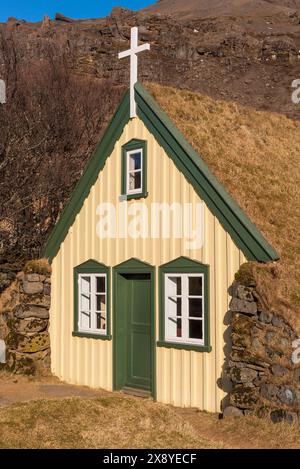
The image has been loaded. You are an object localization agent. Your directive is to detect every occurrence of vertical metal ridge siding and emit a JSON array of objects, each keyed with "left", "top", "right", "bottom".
[{"left": 50, "top": 117, "right": 246, "bottom": 411}]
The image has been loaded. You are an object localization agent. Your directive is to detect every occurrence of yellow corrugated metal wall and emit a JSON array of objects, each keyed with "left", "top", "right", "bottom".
[{"left": 50, "top": 117, "right": 246, "bottom": 412}]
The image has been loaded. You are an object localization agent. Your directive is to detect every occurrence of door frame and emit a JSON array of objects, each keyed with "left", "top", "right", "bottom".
[{"left": 112, "top": 258, "right": 156, "bottom": 399}]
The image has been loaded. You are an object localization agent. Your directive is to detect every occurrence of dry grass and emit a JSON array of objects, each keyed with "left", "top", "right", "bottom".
[
  {"left": 0, "top": 396, "right": 216, "bottom": 449},
  {"left": 1, "top": 396, "right": 300, "bottom": 449},
  {"left": 193, "top": 412, "right": 300, "bottom": 449},
  {"left": 147, "top": 83, "right": 300, "bottom": 319},
  {"left": 24, "top": 258, "right": 51, "bottom": 275}
]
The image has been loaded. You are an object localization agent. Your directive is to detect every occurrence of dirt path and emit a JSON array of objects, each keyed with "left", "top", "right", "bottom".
[{"left": 0, "top": 372, "right": 109, "bottom": 407}]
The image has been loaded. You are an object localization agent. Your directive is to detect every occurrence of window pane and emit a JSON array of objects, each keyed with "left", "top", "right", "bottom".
[
  {"left": 189, "top": 298, "right": 202, "bottom": 318},
  {"left": 129, "top": 171, "right": 142, "bottom": 191},
  {"left": 81, "top": 311, "right": 91, "bottom": 330},
  {"left": 81, "top": 277, "right": 91, "bottom": 312},
  {"left": 81, "top": 294, "right": 90, "bottom": 312},
  {"left": 96, "top": 294, "right": 106, "bottom": 311},
  {"left": 189, "top": 276, "right": 202, "bottom": 296},
  {"left": 167, "top": 296, "right": 181, "bottom": 316},
  {"left": 170, "top": 276, "right": 181, "bottom": 295},
  {"left": 168, "top": 317, "right": 182, "bottom": 338},
  {"left": 167, "top": 276, "right": 181, "bottom": 296},
  {"left": 189, "top": 319, "right": 203, "bottom": 340},
  {"left": 129, "top": 152, "right": 141, "bottom": 170},
  {"left": 81, "top": 276, "right": 91, "bottom": 294},
  {"left": 96, "top": 276, "right": 105, "bottom": 293},
  {"left": 96, "top": 312, "right": 106, "bottom": 331}
]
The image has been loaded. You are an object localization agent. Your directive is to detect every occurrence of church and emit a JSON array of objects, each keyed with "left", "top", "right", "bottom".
[{"left": 43, "top": 28, "right": 278, "bottom": 412}]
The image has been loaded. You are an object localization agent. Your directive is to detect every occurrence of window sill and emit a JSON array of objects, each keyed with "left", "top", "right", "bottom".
[
  {"left": 157, "top": 341, "right": 212, "bottom": 353},
  {"left": 121, "top": 191, "right": 148, "bottom": 201},
  {"left": 72, "top": 331, "right": 112, "bottom": 341}
]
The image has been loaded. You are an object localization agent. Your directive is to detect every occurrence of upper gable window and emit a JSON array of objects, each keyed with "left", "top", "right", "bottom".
[
  {"left": 122, "top": 139, "right": 148, "bottom": 200},
  {"left": 127, "top": 149, "right": 143, "bottom": 195}
]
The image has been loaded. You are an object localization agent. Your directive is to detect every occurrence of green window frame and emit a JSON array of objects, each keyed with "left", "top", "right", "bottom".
[
  {"left": 121, "top": 139, "right": 148, "bottom": 200},
  {"left": 158, "top": 257, "right": 211, "bottom": 352},
  {"left": 72, "top": 259, "right": 111, "bottom": 340}
]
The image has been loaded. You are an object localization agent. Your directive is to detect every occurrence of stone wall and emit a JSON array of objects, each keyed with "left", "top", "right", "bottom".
[
  {"left": 0, "top": 260, "right": 51, "bottom": 375},
  {"left": 225, "top": 269, "right": 300, "bottom": 424}
]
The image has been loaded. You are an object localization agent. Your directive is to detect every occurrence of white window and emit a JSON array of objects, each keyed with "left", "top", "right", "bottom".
[
  {"left": 126, "top": 149, "right": 143, "bottom": 195},
  {"left": 165, "top": 273, "right": 204, "bottom": 345},
  {"left": 78, "top": 273, "right": 107, "bottom": 335}
]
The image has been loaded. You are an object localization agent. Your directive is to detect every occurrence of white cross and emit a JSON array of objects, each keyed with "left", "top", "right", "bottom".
[
  {"left": 0, "top": 79, "right": 6, "bottom": 104},
  {"left": 118, "top": 27, "right": 150, "bottom": 118}
]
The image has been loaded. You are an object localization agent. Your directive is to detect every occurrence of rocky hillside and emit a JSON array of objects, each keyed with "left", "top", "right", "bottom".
[
  {"left": 144, "top": 0, "right": 300, "bottom": 18},
  {"left": 0, "top": 1, "right": 300, "bottom": 261},
  {"left": 1, "top": 4, "right": 300, "bottom": 119}
]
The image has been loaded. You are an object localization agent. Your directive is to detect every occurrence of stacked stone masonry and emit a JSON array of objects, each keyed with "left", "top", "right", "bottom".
[
  {"left": 226, "top": 281, "right": 300, "bottom": 424},
  {"left": 0, "top": 265, "right": 51, "bottom": 375}
]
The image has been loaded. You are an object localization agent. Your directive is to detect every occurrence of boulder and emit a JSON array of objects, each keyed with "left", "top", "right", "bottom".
[
  {"left": 272, "top": 316, "right": 283, "bottom": 328},
  {"left": 5, "top": 349, "right": 50, "bottom": 375},
  {"left": 7, "top": 331, "right": 50, "bottom": 353},
  {"left": 229, "top": 298, "right": 257, "bottom": 315},
  {"left": 15, "top": 304, "right": 49, "bottom": 319},
  {"left": 277, "top": 386, "right": 300, "bottom": 406},
  {"left": 231, "top": 314, "right": 253, "bottom": 335},
  {"left": 271, "top": 365, "right": 289, "bottom": 377},
  {"left": 24, "top": 273, "right": 40, "bottom": 282},
  {"left": 270, "top": 410, "right": 298, "bottom": 424},
  {"left": 258, "top": 310, "right": 273, "bottom": 324},
  {"left": 223, "top": 406, "right": 244, "bottom": 418},
  {"left": 13, "top": 318, "right": 48, "bottom": 334},
  {"left": 270, "top": 409, "right": 285, "bottom": 423},
  {"left": 261, "top": 383, "right": 279, "bottom": 401},
  {"left": 230, "top": 386, "right": 259, "bottom": 409},
  {"left": 230, "top": 366, "right": 257, "bottom": 384},
  {"left": 22, "top": 280, "right": 43, "bottom": 295},
  {"left": 236, "top": 285, "right": 254, "bottom": 302},
  {"left": 43, "top": 283, "right": 51, "bottom": 295},
  {"left": 55, "top": 13, "right": 73, "bottom": 23}
]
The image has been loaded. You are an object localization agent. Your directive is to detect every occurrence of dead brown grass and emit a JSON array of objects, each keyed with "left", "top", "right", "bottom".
[
  {"left": 0, "top": 397, "right": 216, "bottom": 449},
  {"left": 1, "top": 396, "right": 300, "bottom": 449},
  {"left": 147, "top": 83, "right": 300, "bottom": 323},
  {"left": 182, "top": 410, "right": 300, "bottom": 449},
  {"left": 24, "top": 258, "right": 51, "bottom": 275}
]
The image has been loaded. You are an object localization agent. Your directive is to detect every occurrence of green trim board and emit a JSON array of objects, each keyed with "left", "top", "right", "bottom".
[
  {"left": 113, "top": 258, "right": 156, "bottom": 399},
  {"left": 43, "top": 82, "right": 279, "bottom": 263},
  {"left": 121, "top": 139, "right": 148, "bottom": 200},
  {"left": 158, "top": 256, "right": 211, "bottom": 352},
  {"left": 157, "top": 341, "right": 211, "bottom": 353},
  {"left": 73, "top": 259, "right": 111, "bottom": 340}
]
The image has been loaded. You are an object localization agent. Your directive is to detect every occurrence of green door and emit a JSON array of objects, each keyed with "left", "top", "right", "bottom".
[{"left": 114, "top": 273, "right": 152, "bottom": 393}]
